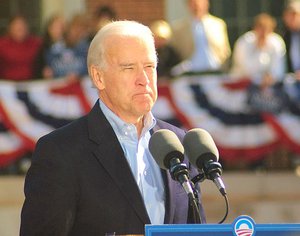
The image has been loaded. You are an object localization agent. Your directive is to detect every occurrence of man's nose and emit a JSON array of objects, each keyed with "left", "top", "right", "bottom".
[{"left": 137, "top": 69, "right": 150, "bottom": 85}]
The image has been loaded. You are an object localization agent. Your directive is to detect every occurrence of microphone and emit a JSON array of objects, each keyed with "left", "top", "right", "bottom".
[
  {"left": 183, "top": 128, "right": 227, "bottom": 196},
  {"left": 149, "top": 129, "right": 194, "bottom": 197}
]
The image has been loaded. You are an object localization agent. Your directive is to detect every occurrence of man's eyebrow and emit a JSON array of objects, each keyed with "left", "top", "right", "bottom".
[
  {"left": 119, "top": 61, "right": 156, "bottom": 68},
  {"left": 119, "top": 63, "right": 135, "bottom": 67},
  {"left": 144, "top": 61, "right": 156, "bottom": 65}
]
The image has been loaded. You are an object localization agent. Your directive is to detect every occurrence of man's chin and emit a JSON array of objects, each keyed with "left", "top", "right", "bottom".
[{"left": 136, "top": 102, "right": 153, "bottom": 115}]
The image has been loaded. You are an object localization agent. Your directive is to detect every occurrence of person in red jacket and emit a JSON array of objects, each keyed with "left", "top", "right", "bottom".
[{"left": 0, "top": 15, "right": 42, "bottom": 81}]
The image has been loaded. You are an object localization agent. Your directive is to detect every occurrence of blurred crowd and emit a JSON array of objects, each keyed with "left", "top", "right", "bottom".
[
  {"left": 0, "top": 0, "right": 300, "bottom": 173},
  {"left": 0, "top": 5, "right": 117, "bottom": 82},
  {"left": 1, "top": 0, "right": 300, "bottom": 84}
]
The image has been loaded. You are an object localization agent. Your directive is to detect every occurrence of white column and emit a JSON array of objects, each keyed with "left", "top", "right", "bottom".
[
  {"left": 41, "top": 0, "right": 86, "bottom": 25},
  {"left": 63, "top": 0, "right": 86, "bottom": 20},
  {"left": 165, "top": 0, "right": 189, "bottom": 23}
]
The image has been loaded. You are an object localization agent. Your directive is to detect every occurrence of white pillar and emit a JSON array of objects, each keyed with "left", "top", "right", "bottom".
[
  {"left": 165, "top": 0, "right": 189, "bottom": 23},
  {"left": 63, "top": 0, "right": 86, "bottom": 20},
  {"left": 41, "top": 0, "right": 86, "bottom": 25}
]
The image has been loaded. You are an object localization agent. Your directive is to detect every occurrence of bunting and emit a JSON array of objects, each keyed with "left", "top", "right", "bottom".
[{"left": 0, "top": 75, "right": 299, "bottom": 167}]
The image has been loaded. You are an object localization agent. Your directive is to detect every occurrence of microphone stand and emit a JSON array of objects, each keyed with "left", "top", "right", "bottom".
[
  {"left": 170, "top": 161, "right": 202, "bottom": 224},
  {"left": 190, "top": 170, "right": 206, "bottom": 224},
  {"left": 189, "top": 181, "right": 203, "bottom": 224}
]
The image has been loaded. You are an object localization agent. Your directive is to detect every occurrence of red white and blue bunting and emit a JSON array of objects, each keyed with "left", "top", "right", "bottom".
[{"left": 0, "top": 75, "right": 299, "bottom": 167}]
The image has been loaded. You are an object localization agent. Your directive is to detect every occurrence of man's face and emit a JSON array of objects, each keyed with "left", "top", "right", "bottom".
[
  {"left": 283, "top": 9, "right": 300, "bottom": 31},
  {"left": 189, "top": 0, "right": 209, "bottom": 18},
  {"left": 254, "top": 24, "right": 272, "bottom": 43},
  {"left": 95, "top": 36, "right": 158, "bottom": 123},
  {"left": 9, "top": 17, "right": 29, "bottom": 42}
]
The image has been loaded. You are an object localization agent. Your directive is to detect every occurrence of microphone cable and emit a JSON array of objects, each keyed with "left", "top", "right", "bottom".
[
  {"left": 192, "top": 173, "right": 229, "bottom": 224},
  {"left": 218, "top": 193, "right": 229, "bottom": 224}
]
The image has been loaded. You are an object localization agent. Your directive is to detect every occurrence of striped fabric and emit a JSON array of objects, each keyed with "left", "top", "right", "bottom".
[{"left": 0, "top": 75, "right": 299, "bottom": 167}]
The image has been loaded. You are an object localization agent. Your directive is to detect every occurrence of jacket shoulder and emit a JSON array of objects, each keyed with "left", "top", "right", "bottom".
[
  {"left": 37, "top": 115, "right": 88, "bottom": 147},
  {"left": 154, "top": 119, "right": 186, "bottom": 141}
]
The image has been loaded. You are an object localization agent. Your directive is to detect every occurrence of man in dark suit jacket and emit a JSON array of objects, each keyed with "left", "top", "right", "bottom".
[
  {"left": 20, "top": 20, "right": 206, "bottom": 236},
  {"left": 282, "top": 0, "right": 300, "bottom": 74}
]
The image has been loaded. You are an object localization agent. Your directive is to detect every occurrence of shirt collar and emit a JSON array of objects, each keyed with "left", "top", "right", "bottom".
[{"left": 99, "top": 99, "right": 156, "bottom": 139}]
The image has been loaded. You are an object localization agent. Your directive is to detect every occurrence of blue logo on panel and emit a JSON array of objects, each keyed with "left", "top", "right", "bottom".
[{"left": 233, "top": 215, "right": 256, "bottom": 236}]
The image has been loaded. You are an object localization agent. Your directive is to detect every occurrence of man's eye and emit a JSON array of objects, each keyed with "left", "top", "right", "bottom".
[{"left": 124, "top": 67, "right": 134, "bottom": 70}]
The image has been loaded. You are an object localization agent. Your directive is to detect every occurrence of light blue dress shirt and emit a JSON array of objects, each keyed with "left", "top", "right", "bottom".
[
  {"left": 190, "top": 19, "right": 219, "bottom": 71},
  {"left": 99, "top": 100, "right": 165, "bottom": 224}
]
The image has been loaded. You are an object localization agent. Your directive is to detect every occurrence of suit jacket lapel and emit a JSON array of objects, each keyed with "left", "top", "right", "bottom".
[{"left": 87, "top": 101, "right": 150, "bottom": 224}]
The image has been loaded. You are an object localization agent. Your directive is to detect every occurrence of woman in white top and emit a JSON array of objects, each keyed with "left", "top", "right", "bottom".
[{"left": 231, "top": 13, "right": 286, "bottom": 88}]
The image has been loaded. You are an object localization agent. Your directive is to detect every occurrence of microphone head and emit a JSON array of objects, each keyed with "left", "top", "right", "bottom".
[
  {"left": 149, "top": 129, "right": 184, "bottom": 170},
  {"left": 183, "top": 128, "right": 219, "bottom": 169}
]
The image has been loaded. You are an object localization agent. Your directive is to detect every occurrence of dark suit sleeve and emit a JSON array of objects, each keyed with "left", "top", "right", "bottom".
[{"left": 20, "top": 136, "right": 78, "bottom": 236}]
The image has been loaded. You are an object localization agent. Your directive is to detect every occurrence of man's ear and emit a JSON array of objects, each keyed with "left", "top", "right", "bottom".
[{"left": 90, "top": 65, "right": 105, "bottom": 90}]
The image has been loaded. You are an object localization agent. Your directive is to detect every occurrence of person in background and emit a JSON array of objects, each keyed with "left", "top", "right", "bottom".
[
  {"left": 36, "top": 14, "right": 66, "bottom": 79},
  {"left": 231, "top": 13, "right": 287, "bottom": 114},
  {"left": 150, "top": 20, "right": 181, "bottom": 79},
  {"left": 231, "top": 13, "right": 286, "bottom": 87},
  {"left": 0, "top": 15, "right": 42, "bottom": 81},
  {"left": 170, "top": 0, "right": 231, "bottom": 76},
  {"left": 44, "top": 14, "right": 89, "bottom": 81},
  {"left": 282, "top": 0, "right": 300, "bottom": 77},
  {"left": 20, "top": 20, "right": 206, "bottom": 235},
  {"left": 88, "top": 5, "right": 117, "bottom": 41},
  {"left": 282, "top": 1, "right": 300, "bottom": 103}
]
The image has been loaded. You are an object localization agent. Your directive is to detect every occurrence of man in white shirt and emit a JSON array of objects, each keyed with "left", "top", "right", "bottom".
[{"left": 231, "top": 13, "right": 286, "bottom": 87}]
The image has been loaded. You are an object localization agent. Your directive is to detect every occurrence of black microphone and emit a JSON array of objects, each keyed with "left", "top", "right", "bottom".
[
  {"left": 149, "top": 129, "right": 194, "bottom": 197},
  {"left": 183, "top": 128, "right": 227, "bottom": 196}
]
